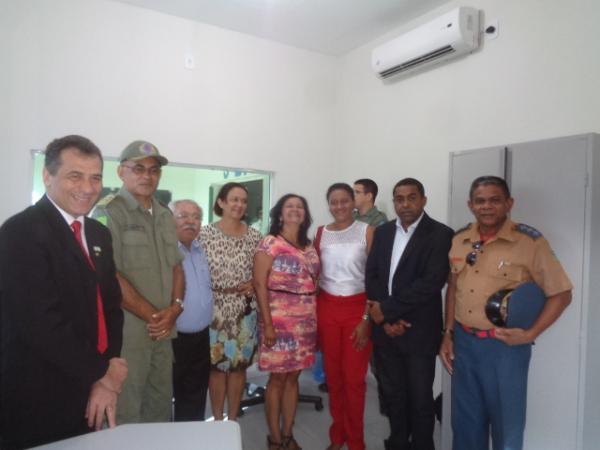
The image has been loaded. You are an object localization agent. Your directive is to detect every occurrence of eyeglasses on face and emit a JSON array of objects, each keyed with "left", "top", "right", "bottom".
[
  {"left": 121, "top": 163, "right": 161, "bottom": 177},
  {"left": 466, "top": 241, "right": 483, "bottom": 266}
]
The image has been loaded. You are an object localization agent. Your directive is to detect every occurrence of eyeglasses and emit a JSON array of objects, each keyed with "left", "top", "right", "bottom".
[
  {"left": 121, "top": 164, "right": 161, "bottom": 177},
  {"left": 174, "top": 213, "right": 202, "bottom": 221},
  {"left": 466, "top": 241, "right": 483, "bottom": 266}
]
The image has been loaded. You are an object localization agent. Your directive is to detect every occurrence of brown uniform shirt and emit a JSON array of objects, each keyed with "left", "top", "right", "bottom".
[{"left": 449, "top": 219, "right": 572, "bottom": 329}]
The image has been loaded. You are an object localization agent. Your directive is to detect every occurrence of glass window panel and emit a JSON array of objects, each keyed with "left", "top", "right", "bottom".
[{"left": 31, "top": 151, "right": 271, "bottom": 235}]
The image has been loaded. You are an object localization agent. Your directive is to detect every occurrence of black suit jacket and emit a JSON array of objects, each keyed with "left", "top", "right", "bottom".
[
  {"left": 0, "top": 196, "right": 123, "bottom": 448},
  {"left": 366, "top": 213, "right": 453, "bottom": 355}
]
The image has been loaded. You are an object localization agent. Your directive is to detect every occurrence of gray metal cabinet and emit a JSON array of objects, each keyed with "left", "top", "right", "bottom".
[{"left": 442, "top": 133, "right": 600, "bottom": 450}]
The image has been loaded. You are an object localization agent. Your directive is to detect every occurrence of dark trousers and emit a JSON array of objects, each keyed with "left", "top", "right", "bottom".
[
  {"left": 452, "top": 325, "right": 531, "bottom": 450},
  {"left": 172, "top": 327, "right": 210, "bottom": 421},
  {"left": 1, "top": 418, "right": 90, "bottom": 449},
  {"left": 373, "top": 344, "right": 436, "bottom": 450}
]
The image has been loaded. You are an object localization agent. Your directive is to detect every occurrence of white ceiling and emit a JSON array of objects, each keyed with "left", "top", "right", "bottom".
[{"left": 113, "top": 0, "right": 451, "bottom": 56}]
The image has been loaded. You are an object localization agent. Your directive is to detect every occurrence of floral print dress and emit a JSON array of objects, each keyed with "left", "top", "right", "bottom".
[
  {"left": 199, "top": 223, "right": 262, "bottom": 372},
  {"left": 255, "top": 235, "right": 320, "bottom": 372}
]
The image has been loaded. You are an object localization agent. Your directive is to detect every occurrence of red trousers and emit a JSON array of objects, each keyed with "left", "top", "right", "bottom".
[{"left": 318, "top": 290, "right": 372, "bottom": 450}]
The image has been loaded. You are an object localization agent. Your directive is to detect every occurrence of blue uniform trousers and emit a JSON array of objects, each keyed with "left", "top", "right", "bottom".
[{"left": 451, "top": 325, "right": 532, "bottom": 450}]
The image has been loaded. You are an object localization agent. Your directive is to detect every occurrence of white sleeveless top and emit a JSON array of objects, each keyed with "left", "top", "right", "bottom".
[{"left": 319, "top": 220, "right": 368, "bottom": 296}]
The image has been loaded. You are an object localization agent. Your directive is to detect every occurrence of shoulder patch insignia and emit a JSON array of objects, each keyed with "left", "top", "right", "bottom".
[
  {"left": 95, "top": 215, "right": 108, "bottom": 226},
  {"left": 514, "top": 223, "right": 542, "bottom": 240},
  {"left": 91, "top": 194, "right": 117, "bottom": 224},
  {"left": 454, "top": 223, "right": 472, "bottom": 235}
]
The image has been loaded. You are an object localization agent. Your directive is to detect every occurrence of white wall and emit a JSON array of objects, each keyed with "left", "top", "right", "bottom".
[
  {"left": 5, "top": 0, "right": 598, "bottom": 226},
  {"left": 0, "top": 0, "right": 338, "bottom": 224},
  {"left": 336, "top": 0, "right": 600, "bottom": 222}
]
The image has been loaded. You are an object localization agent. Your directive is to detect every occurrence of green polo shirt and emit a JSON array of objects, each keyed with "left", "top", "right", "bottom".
[
  {"left": 93, "top": 187, "right": 183, "bottom": 341},
  {"left": 354, "top": 206, "right": 388, "bottom": 227}
]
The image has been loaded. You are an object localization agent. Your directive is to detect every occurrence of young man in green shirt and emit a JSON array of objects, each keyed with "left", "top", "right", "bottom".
[{"left": 353, "top": 178, "right": 388, "bottom": 227}]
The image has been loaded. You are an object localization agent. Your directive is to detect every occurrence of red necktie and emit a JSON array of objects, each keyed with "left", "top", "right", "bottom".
[{"left": 71, "top": 220, "right": 108, "bottom": 354}]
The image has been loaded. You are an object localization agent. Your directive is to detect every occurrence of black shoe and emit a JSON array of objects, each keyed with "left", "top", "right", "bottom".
[{"left": 384, "top": 438, "right": 410, "bottom": 450}]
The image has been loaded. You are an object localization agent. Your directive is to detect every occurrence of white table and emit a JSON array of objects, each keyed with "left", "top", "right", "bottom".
[{"left": 33, "top": 421, "right": 242, "bottom": 450}]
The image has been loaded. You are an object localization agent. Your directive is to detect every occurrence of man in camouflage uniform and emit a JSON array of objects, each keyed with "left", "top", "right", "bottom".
[
  {"left": 439, "top": 175, "right": 572, "bottom": 450},
  {"left": 94, "top": 141, "right": 184, "bottom": 423}
]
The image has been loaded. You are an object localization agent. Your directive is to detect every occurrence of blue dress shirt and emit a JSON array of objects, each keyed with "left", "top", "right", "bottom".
[{"left": 176, "top": 240, "right": 213, "bottom": 333}]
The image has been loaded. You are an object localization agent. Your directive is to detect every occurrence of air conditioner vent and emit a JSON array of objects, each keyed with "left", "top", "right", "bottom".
[{"left": 379, "top": 45, "right": 455, "bottom": 78}]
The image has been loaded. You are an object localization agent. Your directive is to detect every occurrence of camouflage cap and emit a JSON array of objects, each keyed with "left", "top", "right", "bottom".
[{"left": 120, "top": 140, "right": 168, "bottom": 166}]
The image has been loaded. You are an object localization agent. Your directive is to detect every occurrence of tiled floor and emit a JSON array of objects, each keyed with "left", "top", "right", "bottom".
[{"left": 207, "top": 366, "right": 441, "bottom": 450}]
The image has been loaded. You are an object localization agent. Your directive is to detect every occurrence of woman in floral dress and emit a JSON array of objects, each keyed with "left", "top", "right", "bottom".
[
  {"left": 199, "top": 182, "right": 262, "bottom": 421},
  {"left": 254, "top": 194, "right": 320, "bottom": 450}
]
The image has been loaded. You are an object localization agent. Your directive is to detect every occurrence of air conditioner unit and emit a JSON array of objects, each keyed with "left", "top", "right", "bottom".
[{"left": 372, "top": 7, "right": 480, "bottom": 79}]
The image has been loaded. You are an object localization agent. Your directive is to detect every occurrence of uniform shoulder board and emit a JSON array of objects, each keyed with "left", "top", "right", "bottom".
[
  {"left": 95, "top": 193, "right": 116, "bottom": 208},
  {"left": 91, "top": 194, "right": 117, "bottom": 226},
  {"left": 514, "top": 223, "right": 543, "bottom": 240},
  {"left": 157, "top": 199, "right": 173, "bottom": 213},
  {"left": 454, "top": 223, "right": 472, "bottom": 235}
]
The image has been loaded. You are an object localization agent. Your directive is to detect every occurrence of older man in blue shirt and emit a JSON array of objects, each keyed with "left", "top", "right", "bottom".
[{"left": 170, "top": 199, "right": 214, "bottom": 421}]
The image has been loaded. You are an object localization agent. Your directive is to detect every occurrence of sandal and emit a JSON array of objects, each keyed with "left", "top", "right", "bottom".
[
  {"left": 324, "top": 445, "right": 343, "bottom": 450},
  {"left": 267, "top": 435, "right": 283, "bottom": 450},
  {"left": 282, "top": 435, "right": 302, "bottom": 450}
]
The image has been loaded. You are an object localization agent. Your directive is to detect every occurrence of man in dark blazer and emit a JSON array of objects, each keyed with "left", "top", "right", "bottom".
[
  {"left": 0, "top": 135, "right": 127, "bottom": 449},
  {"left": 367, "top": 178, "right": 453, "bottom": 450}
]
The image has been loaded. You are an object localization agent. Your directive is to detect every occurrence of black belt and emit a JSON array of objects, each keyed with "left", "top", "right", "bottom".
[{"left": 177, "top": 327, "right": 209, "bottom": 337}]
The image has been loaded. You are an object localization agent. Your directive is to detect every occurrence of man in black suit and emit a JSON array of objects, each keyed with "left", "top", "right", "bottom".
[
  {"left": 367, "top": 178, "right": 453, "bottom": 450},
  {"left": 0, "top": 135, "right": 127, "bottom": 449}
]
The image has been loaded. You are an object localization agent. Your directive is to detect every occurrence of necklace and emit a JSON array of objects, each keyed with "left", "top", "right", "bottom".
[{"left": 279, "top": 233, "right": 302, "bottom": 250}]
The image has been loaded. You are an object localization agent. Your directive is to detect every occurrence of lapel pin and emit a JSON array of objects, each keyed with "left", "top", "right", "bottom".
[{"left": 93, "top": 246, "right": 102, "bottom": 256}]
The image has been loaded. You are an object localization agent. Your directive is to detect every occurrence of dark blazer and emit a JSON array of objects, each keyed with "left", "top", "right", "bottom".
[
  {"left": 0, "top": 196, "right": 123, "bottom": 448},
  {"left": 366, "top": 213, "right": 453, "bottom": 355}
]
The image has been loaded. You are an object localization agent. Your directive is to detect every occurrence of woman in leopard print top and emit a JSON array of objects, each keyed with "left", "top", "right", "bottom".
[{"left": 199, "top": 182, "right": 262, "bottom": 421}]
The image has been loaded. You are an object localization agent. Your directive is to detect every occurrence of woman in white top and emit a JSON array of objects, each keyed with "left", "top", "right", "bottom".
[{"left": 315, "top": 183, "right": 374, "bottom": 450}]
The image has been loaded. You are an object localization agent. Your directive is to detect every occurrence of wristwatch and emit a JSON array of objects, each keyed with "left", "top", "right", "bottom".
[{"left": 174, "top": 298, "right": 184, "bottom": 310}]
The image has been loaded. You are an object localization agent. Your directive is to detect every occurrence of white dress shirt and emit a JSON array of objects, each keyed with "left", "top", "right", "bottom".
[
  {"left": 46, "top": 194, "right": 89, "bottom": 254},
  {"left": 388, "top": 212, "right": 424, "bottom": 295}
]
